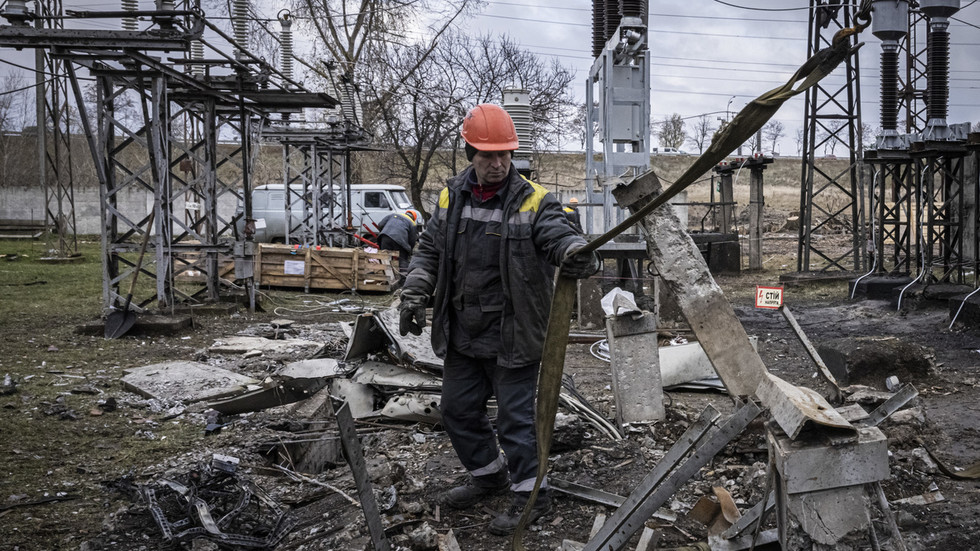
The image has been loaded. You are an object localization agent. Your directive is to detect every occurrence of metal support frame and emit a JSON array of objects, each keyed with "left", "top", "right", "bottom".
[
  {"left": 798, "top": 0, "right": 865, "bottom": 273},
  {"left": 35, "top": 0, "right": 78, "bottom": 259},
  {"left": 905, "top": 3, "right": 930, "bottom": 134},
  {"left": 2, "top": 3, "right": 354, "bottom": 314},
  {"left": 584, "top": 17, "right": 650, "bottom": 235},
  {"left": 278, "top": 135, "right": 353, "bottom": 247},
  {"left": 868, "top": 155, "right": 916, "bottom": 275},
  {"left": 915, "top": 150, "right": 972, "bottom": 285},
  {"left": 167, "top": 97, "right": 250, "bottom": 304}
]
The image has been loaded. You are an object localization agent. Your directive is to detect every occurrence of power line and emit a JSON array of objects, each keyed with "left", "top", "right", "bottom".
[
  {"left": 0, "top": 78, "right": 50, "bottom": 96},
  {"left": 711, "top": 0, "right": 811, "bottom": 12}
]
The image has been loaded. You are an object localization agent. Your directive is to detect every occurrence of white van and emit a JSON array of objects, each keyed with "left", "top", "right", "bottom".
[{"left": 243, "top": 183, "right": 422, "bottom": 244}]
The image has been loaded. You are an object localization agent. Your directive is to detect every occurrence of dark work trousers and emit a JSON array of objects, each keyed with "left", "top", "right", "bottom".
[
  {"left": 378, "top": 235, "right": 411, "bottom": 283},
  {"left": 440, "top": 348, "right": 543, "bottom": 493}
]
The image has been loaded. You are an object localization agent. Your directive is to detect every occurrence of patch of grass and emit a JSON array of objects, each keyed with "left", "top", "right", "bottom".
[{"left": 0, "top": 237, "right": 218, "bottom": 550}]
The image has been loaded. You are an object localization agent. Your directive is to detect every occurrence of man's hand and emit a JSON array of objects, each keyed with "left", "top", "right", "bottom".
[
  {"left": 398, "top": 290, "right": 428, "bottom": 336},
  {"left": 560, "top": 244, "right": 601, "bottom": 279}
]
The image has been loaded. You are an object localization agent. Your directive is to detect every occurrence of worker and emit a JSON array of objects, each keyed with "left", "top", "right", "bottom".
[
  {"left": 398, "top": 103, "right": 601, "bottom": 536},
  {"left": 563, "top": 196, "right": 583, "bottom": 233},
  {"left": 376, "top": 210, "right": 419, "bottom": 286}
]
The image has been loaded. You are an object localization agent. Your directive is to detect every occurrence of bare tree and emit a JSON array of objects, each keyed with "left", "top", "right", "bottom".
[
  {"left": 656, "top": 113, "right": 686, "bottom": 149},
  {"left": 568, "top": 102, "right": 598, "bottom": 151},
  {"left": 291, "top": 0, "right": 473, "bottom": 111},
  {"left": 449, "top": 33, "right": 574, "bottom": 152},
  {"left": 818, "top": 120, "right": 847, "bottom": 156},
  {"left": 795, "top": 127, "right": 805, "bottom": 156},
  {"left": 362, "top": 31, "right": 576, "bottom": 218},
  {"left": 0, "top": 74, "right": 32, "bottom": 187},
  {"left": 859, "top": 122, "right": 877, "bottom": 152},
  {"left": 762, "top": 120, "right": 785, "bottom": 155},
  {"left": 687, "top": 114, "right": 714, "bottom": 154}
]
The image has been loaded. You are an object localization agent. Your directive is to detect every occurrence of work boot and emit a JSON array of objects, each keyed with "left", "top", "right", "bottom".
[
  {"left": 488, "top": 491, "right": 553, "bottom": 536},
  {"left": 443, "top": 470, "right": 510, "bottom": 510}
]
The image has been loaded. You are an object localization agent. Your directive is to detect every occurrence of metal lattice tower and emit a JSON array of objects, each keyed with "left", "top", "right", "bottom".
[
  {"left": 35, "top": 0, "right": 79, "bottom": 259},
  {"left": 1, "top": 1, "right": 350, "bottom": 315},
  {"left": 863, "top": 0, "right": 978, "bottom": 291},
  {"left": 797, "top": 0, "right": 865, "bottom": 273}
]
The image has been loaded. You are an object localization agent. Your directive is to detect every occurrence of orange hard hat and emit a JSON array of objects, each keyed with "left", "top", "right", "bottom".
[
  {"left": 405, "top": 210, "right": 417, "bottom": 222},
  {"left": 568, "top": 197, "right": 579, "bottom": 204},
  {"left": 461, "top": 104, "right": 519, "bottom": 152}
]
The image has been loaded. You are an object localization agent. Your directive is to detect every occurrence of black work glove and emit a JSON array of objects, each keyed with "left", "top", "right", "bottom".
[
  {"left": 398, "top": 290, "right": 428, "bottom": 336},
  {"left": 560, "top": 244, "right": 601, "bottom": 279}
]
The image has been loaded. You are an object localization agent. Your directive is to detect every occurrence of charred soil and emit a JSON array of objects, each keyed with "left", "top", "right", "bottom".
[{"left": 1, "top": 237, "right": 979, "bottom": 551}]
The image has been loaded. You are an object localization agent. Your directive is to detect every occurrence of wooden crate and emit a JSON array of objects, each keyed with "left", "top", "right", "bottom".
[{"left": 255, "top": 244, "right": 396, "bottom": 292}]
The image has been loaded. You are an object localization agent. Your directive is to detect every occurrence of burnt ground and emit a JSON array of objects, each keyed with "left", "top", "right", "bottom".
[{"left": 2, "top": 237, "right": 980, "bottom": 551}]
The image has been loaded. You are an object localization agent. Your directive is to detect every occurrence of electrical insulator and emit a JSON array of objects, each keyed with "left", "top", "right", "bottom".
[
  {"left": 121, "top": 0, "right": 139, "bottom": 31},
  {"left": 919, "top": 0, "right": 960, "bottom": 139},
  {"left": 592, "top": 1, "right": 605, "bottom": 57},
  {"left": 503, "top": 88, "right": 533, "bottom": 159},
  {"left": 871, "top": 0, "right": 908, "bottom": 142},
  {"left": 190, "top": 40, "right": 204, "bottom": 77},
  {"left": 232, "top": 0, "right": 249, "bottom": 58},
  {"left": 605, "top": 0, "right": 621, "bottom": 44},
  {"left": 279, "top": 13, "right": 294, "bottom": 81}
]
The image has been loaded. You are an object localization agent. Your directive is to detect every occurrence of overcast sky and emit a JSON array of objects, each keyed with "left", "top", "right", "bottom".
[
  {"left": 1, "top": 0, "right": 978, "bottom": 155},
  {"left": 461, "top": 0, "right": 980, "bottom": 154}
]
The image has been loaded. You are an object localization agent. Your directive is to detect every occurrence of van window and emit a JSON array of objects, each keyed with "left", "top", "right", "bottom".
[
  {"left": 364, "top": 191, "right": 390, "bottom": 209},
  {"left": 390, "top": 190, "right": 412, "bottom": 209}
]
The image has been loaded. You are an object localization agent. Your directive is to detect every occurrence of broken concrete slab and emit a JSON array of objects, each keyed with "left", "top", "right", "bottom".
[
  {"left": 613, "top": 171, "right": 767, "bottom": 397},
  {"left": 756, "top": 372, "right": 855, "bottom": 440},
  {"left": 606, "top": 311, "right": 664, "bottom": 424},
  {"left": 817, "top": 336, "right": 932, "bottom": 387},
  {"left": 768, "top": 422, "right": 888, "bottom": 495},
  {"left": 279, "top": 358, "right": 345, "bottom": 380},
  {"left": 203, "top": 359, "right": 343, "bottom": 415},
  {"left": 207, "top": 336, "right": 322, "bottom": 355},
  {"left": 778, "top": 484, "right": 871, "bottom": 547},
  {"left": 121, "top": 361, "right": 260, "bottom": 404}
]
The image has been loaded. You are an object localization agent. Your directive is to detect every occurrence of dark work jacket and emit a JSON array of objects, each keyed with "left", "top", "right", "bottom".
[
  {"left": 403, "top": 165, "right": 586, "bottom": 367},
  {"left": 377, "top": 212, "right": 418, "bottom": 253}
]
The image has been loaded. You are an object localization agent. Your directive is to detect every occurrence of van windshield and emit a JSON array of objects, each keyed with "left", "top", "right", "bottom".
[{"left": 391, "top": 190, "right": 412, "bottom": 209}]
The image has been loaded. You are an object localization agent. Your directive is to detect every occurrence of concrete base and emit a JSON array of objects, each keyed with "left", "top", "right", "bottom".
[
  {"left": 848, "top": 275, "right": 914, "bottom": 300},
  {"left": 74, "top": 314, "right": 194, "bottom": 337},
  {"left": 892, "top": 282, "right": 974, "bottom": 309},
  {"left": 777, "top": 483, "right": 872, "bottom": 550},
  {"left": 779, "top": 271, "right": 859, "bottom": 285},
  {"left": 950, "top": 292, "right": 980, "bottom": 327},
  {"left": 38, "top": 254, "right": 85, "bottom": 264},
  {"left": 769, "top": 421, "right": 889, "bottom": 549}
]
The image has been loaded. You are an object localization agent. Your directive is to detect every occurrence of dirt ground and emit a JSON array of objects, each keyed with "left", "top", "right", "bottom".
[{"left": 2, "top": 232, "right": 980, "bottom": 551}]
